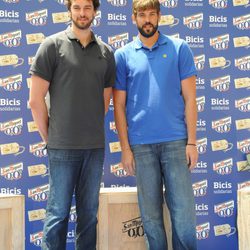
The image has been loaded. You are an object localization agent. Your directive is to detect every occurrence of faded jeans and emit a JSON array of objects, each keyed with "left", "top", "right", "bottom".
[
  {"left": 41, "top": 148, "right": 104, "bottom": 250},
  {"left": 131, "top": 139, "right": 197, "bottom": 250}
]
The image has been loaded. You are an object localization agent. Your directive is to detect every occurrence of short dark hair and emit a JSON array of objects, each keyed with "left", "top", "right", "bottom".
[
  {"left": 65, "top": 0, "right": 100, "bottom": 11},
  {"left": 133, "top": 0, "right": 160, "bottom": 16}
]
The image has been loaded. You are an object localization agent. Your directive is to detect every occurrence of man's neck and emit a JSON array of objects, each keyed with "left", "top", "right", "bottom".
[
  {"left": 71, "top": 26, "right": 93, "bottom": 47},
  {"left": 139, "top": 31, "right": 159, "bottom": 49}
]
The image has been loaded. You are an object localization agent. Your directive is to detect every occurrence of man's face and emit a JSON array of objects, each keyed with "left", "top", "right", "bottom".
[
  {"left": 133, "top": 8, "right": 160, "bottom": 38},
  {"left": 70, "top": 0, "right": 96, "bottom": 30}
]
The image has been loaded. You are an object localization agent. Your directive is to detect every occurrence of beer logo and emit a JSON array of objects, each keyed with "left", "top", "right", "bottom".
[
  {"left": 28, "top": 164, "right": 48, "bottom": 177},
  {"left": 237, "top": 138, "right": 250, "bottom": 153},
  {"left": 233, "top": 14, "right": 250, "bottom": 30},
  {"left": 237, "top": 160, "right": 250, "bottom": 171},
  {"left": 92, "top": 10, "right": 101, "bottom": 27},
  {"left": 29, "top": 141, "right": 47, "bottom": 157},
  {"left": 209, "top": 57, "right": 231, "bottom": 69},
  {"left": 110, "top": 163, "right": 128, "bottom": 177},
  {"left": 210, "top": 34, "right": 229, "bottom": 50},
  {"left": 183, "top": 13, "right": 203, "bottom": 29},
  {"left": 214, "top": 200, "right": 234, "bottom": 217},
  {"left": 196, "top": 137, "right": 207, "bottom": 154},
  {"left": 159, "top": 0, "right": 178, "bottom": 8},
  {"left": 193, "top": 179, "right": 208, "bottom": 197},
  {"left": 26, "top": 9, "right": 48, "bottom": 26},
  {"left": 0, "top": 30, "right": 21, "bottom": 47},
  {"left": 235, "top": 55, "right": 250, "bottom": 71},
  {"left": 235, "top": 96, "right": 250, "bottom": 112},
  {"left": 238, "top": 180, "right": 250, "bottom": 189},
  {"left": 211, "top": 139, "right": 233, "bottom": 152},
  {"left": 213, "top": 158, "right": 233, "bottom": 175},
  {"left": 209, "top": 0, "right": 228, "bottom": 9},
  {"left": 0, "top": 162, "right": 23, "bottom": 180},
  {"left": 109, "top": 141, "right": 121, "bottom": 153},
  {"left": 52, "top": 12, "right": 70, "bottom": 24},
  {"left": 28, "top": 209, "right": 46, "bottom": 222},
  {"left": 108, "top": 33, "right": 129, "bottom": 49},
  {"left": 235, "top": 118, "right": 250, "bottom": 131},
  {"left": 0, "top": 142, "right": 25, "bottom": 156},
  {"left": 69, "top": 206, "right": 77, "bottom": 222},
  {"left": 210, "top": 75, "right": 230, "bottom": 92},
  {"left": 30, "top": 231, "right": 43, "bottom": 247},
  {"left": 110, "top": 121, "right": 117, "bottom": 134},
  {"left": 0, "top": 74, "right": 22, "bottom": 92},
  {"left": 234, "top": 77, "right": 250, "bottom": 89},
  {"left": 233, "top": 36, "right": 250, "bottom": 48},
  {"left": 194, "top": 54, "right": 205, "bottom": 71},
  {"left": 26, "top": 32, "right": 45, "bottom": 45},
  {"left": 214, "top": 224, "right": 236, "bottom": 237},
  {"left": 196, "top": 222, "right": 210, "bottom": 240},
  {"left": 159, "top": 15, "right": 179, "bottom": 27},
  {"left": 0, "top": 118, "right": 23, "bottom": 136},
  {"left": 107, "top": 0, "right": 127, "bottom": 6},
  {"left": 0, "top": 54, "right": 24, "bottom": 67},
  {"left": 212, "top": 116, "right": 231, "bottom": 133},
  {"left": 122, "top": 217, "right": 144, "bottom": 239},
  {"left": 28, "top": 184, "right": 49, "bottom": 202},
  {"left": 233, "top": 0, "right": 250, "bottom": 7}
]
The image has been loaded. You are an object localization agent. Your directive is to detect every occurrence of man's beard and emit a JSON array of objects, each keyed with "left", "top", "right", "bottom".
[
  {"left": 72, "top": 16, "right": 94, "bottom": 30},
  {"left": 138, "top": 22, "right": 158, "bottom": 38}
]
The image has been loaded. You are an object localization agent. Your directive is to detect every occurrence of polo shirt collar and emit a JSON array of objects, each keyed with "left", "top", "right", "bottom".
[
  {"left": 134, "top": 31, "right": 168, "bottom": 50},
  {"left": 65, "top": 25, "right": 97, "bottom": 43}
]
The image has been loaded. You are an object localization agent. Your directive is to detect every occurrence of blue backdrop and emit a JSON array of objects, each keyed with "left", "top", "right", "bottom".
[{"left": 0, "top": 0, "right": 250, "bottom": 249}]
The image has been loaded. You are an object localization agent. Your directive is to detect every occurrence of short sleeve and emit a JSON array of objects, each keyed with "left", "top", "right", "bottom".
[
  {"left": 178, "top": 41, "right": 197, "bottom": 81},
  {"left": 29, "top": 37, "right": 57, "bottom": 82},
  {"left": 114, "top": 49, "right": 127, "bottom": 91},
  {"left": 104, "top": 49, "right": 116, "bottom": 88}
]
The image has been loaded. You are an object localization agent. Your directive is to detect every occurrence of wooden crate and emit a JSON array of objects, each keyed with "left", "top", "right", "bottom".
[
  {"left": 98, "top": 187, "right": 172, "bottom": 250},
  {"left": 237, "top": 188, "right": 250, "bottom": 250},
  {"left": 0, "top": 195, "right": 25, "bottom": 250}
]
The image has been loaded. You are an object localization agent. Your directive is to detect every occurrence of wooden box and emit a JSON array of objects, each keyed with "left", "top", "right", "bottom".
[
  {"left": 237, "top": 188, "right": 250, "bottom": 250},
  {"left": 0, "top": 195, "right": 25, "bottom": 250},
  {"left": 98, "top": 187, "right": 172, "bottom": 250}
]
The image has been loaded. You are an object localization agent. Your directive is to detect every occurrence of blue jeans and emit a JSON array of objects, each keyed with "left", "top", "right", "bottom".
[
  {"left": 41, "top": 148, "right": 104, "bottom": 250},
  {"left": 131, "top": 140, "right": 197, "bottom": 250}
]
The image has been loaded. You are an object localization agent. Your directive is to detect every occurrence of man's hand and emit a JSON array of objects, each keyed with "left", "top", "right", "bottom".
[
  {"left": 186, "top": 145, "right": 198, "bottom": 170},
  {"left": 121, "top": 149, "right": 135, "bottom": 176}
]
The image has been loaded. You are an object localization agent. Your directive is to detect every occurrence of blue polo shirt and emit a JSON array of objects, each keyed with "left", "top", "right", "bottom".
[{"left": 114, "top": 32, "right": 197, "bottom": 145}]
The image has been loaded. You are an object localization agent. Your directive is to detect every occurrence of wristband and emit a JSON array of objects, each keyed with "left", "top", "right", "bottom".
[{"left": 187, "top": 143, "right": 196, "bottom": 146}]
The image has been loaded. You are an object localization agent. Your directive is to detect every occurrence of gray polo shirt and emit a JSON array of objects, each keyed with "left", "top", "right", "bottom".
[{"left": 29, "top": 27, "right": 116, "bottom": 149}]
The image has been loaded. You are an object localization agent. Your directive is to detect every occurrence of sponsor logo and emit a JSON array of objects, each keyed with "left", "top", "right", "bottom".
[
  {"left": 26, "top": 32, "right": 45, "bottom": 45},
  {"left": 29, "top": 141, "right": 47, "bottom": 157},
  {"left": 196, "top": 77, "right": 205, "bottom": 90},
  {"left": 194, "top": 54, "right": 205, "bottom": 71},
  {"left": 26, "top": 9, "right": 48, "bottom": 26},
  {"left": 159, "top": 0, "right": 178, "bottom": 8},
  {"left": 213, "top": 158, "right": 233, "bottom": 175},
  {"left": 214, "top": 200, "right": 234, "bottom": 217},
  {"left": 211, "top": 98, "right": 230, "bottom": 111},
  {"left": 195, "top": 203, "right": 209, "bottom": 216},
  {"left": 196, "top": 118, "right": 206, "bottom": 132},
  {"left": 211, "top": 139, "right": 233, "bottom": 152},
  {"left": 193, "top": 179, "right": 208, "bottom": 197},
  {"left": 209, "top": 15, "right": 228, "bottom": 28},
  {"left": 210, "top": 75, "right": 230, "bottom": 92},
  {"left": 92, "top": 10, "right": 101, "bottom": 27},
  {"left": 109, "top": 141, "right": 121, "bottom": 153},
  {"left": 28, "top": 209, "right": 46, "bottom": 222},
  {"left": 159, "top": 15, "right": 179, "bottom": 27},
  {"left": 110, "top": 163, "right": 127, "bottom": 177},
  {"left": 0, "top": 187, "right": 21, "bottom": 194},
  {"left": 0, "top": 10, "right": 19, "bottom": 24},
  {"left": 209, "top": 0, "right": 228, "bottom": 9},
  {"left": 233, "top": 0, "right": 250, "bottom": 7},
  {"left": 0, "top": 54, "right": 24, "bottom": 67},
  {"left": 213, "top": 182, "right": 233, "bottom": 194},
  {"left": 0, "top": 74, "right": 22, "bottom": 92},
  {"left": 69, "top": 206, "right": 77, "bottom": 222},
  {"left": 196, "top": 96, "right": 205, "bottom": 112},
  {"left": 110, "top": 121, "right": 117, "bottom": 134},
  {"left": 235, "top": 96, "right": 250, "bottom": 112},
  {"left": 28, "top": 184, "right": 49, "bottom": 202},
  {"left": 235, "top": 55, "right": 250, "bottom": 71},
  {"left": 185, "top": 0, "right": 204, "bottom": 7},
  {"left": 235, "top": 118, "right": 250, "bottom": 131},
  {"left": 192, "top": 160, "right": 208, "bottom": 174},
  {"left": 233, "top": 14, "right": 250, "bottom": 30},
  {"left": 186, "top": 36, "right": 204, "bottom": 49},
  {"left": 0, "top": 30, "right": 21, "bottom": 47},
  {"left": 211, "top": 116, "right": 231, "bottom": 133},
  {"left": 238, "top": 180, "right": 250, "bottom": 189},
  {"left": 108, "top": 32, "right": 129, "bottom": 49},
  {"left": 52, "top": 12, "right": 70, "bottom": 24},
  {"left": 233, "top": 36, "right": 250, "bottom": 48},
  {"left": 107, "top": 13, "right": 127, "bottom": 26},
  {"left": 196, "top": 222, "right": 210, "bottom": 240},
  {"left": 237, "top": 138, "right": 250, "bottom": 153},
  {"left": 122, "top": 217, "right": 144, "bottom": 238},
  {"left": 0, "top": 142, "right": 25, "bottom": 156},
  {"left": 234, "top": 77, "right": 250, "bottom": 89},
  {"left": 196, "top": 137, "right": 207, "bottom": 154},
  {"left": 30, "top": 231, "right": 43, "bottom": 247},
  {"left": 28, "top": 164, "right": 48, "bottom": 177},
  {"left": 2, "top": 0, "right": 19, "bottom": 3},
  {"left": 183, "top": 13, "right": 203, "bottom": 29},
  {"left": 214, "top": 224, "right": 236, "bottom": 237},
  {"left": 0, "top": 117, "right": 23, "bottom": 135},
  {"left": 0, "top": 162, "right": 23, "bottom": 180},
  {"left": 210, "top": 34, "right": 229, "bottom": 50},
  {"left": 107, "top": 0, "right": 127, "bottom": 7},
  {"left": 209, "top": 57, "right": 231, "bottom": 69}
]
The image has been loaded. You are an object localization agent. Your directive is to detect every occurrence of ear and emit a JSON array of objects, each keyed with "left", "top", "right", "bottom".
[{"left": 132, "top": 14, "right": 136, "bottom": 25}]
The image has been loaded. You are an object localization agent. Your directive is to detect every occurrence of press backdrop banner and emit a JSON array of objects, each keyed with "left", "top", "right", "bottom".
[{"left": 0, "top": 0, "right": 249, "bottom": 249}]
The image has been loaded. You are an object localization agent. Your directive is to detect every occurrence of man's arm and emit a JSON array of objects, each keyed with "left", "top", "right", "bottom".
[
  {"left": 181, "top": 75, "right": 198, "bottom": 169},
  {"left": 113, "top": 89, "right": 135, "bottom": 176},
  {"left": 104, "top": 87, "right": 112, "bottom": 114},
  {"left": 29, "top": 75, "right": 50, "bottom": 143}
]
